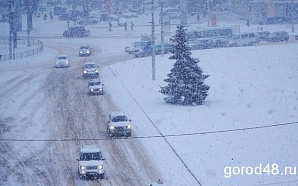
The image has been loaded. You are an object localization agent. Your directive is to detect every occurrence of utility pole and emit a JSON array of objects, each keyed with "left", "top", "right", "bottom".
[
  {"left": 291, "top": 0, "right": 295, "bottom": 33},
  {"left": 160, "top": 0, "right": 164, "bottom": 57},
  {"left": 151, "top": 0, "right": 156, "bottom": 80},
  {"left": 26, "top": 0, "right": 32, "bottom": 47},
  {"left": 9, "top": 0, "right": 13, "bottom": 59}
]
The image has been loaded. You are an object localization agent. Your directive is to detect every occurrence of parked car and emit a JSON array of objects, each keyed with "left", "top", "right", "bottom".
[
  {"left": 77, "top": 16, "right": 99, "bottom": 25},
  {"left": 87, "top": 79, "right": 103, "bottom": 95},
  {"left": 107, "top": 111, "right": 132, "bottom": 137},
  {"left": 266, "top": 31, "right": 289, "bottom": 42},
  {"left": 63, "top": 26, "right": 90, "bottom": 37},
  {"left": 82, "top": 62, "right": 99, "bottom": 78},
  {"left": 55, "top": 55, "right": 69, "bottom": 68},
  {"left": 79, "top": 44, "right": 92, "bottom": 57},
  {"left": 254, "top": 31, "right": 270, "bottom": 41},
  {"left": 77, "top": 145, "right": 105, "bottom": 179}
]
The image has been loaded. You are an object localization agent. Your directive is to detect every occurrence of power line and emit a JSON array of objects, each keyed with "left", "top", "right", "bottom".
[{"left": 1, "top": 121, "right": 297, "bottom": 142}]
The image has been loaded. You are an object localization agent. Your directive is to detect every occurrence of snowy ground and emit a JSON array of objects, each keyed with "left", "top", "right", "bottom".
[{"left": 1, "top": 8, "right": 298, "bottom": 186}]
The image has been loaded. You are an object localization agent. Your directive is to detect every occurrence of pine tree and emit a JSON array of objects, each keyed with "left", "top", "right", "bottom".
[{"left": 160, "top": 25, "right": 210, "bottom": 105}]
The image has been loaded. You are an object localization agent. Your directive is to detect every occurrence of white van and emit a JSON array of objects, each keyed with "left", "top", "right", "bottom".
[{"left": 228, "top": 32, "right": 259, "bottom": 47}]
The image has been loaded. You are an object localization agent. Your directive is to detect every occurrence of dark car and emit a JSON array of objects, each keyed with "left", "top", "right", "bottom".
[
  {"left": 266, "top": 31, "right": 289, "bottom": 42},
  {"left": 79, "top": 44, "right": 92, "bottom": 56},
  {"left": 125, "top": 41, "right": 148, "bottom": 54},
  {"left": 255, "top": 31, "right": 270, "bottom": 41},
  {"left": 63, "top": 26, "right": 90, "bottom": 37}
]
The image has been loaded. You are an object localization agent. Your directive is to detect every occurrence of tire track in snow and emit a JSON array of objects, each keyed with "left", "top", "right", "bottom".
[{"left": 108, "top": 67, "right": 202, "bottom": 185}]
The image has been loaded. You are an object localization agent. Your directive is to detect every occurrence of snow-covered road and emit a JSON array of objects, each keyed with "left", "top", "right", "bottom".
[{"left": 0, "top": 38, "right": 161, "bottom": 186}]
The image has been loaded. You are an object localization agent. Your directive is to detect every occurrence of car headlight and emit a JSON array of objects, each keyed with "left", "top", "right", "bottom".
[
  {"left": 110, "top": 126, "right": 114, "bottom": 130},
  {"left": 98, "top": 165, "right": 103, "bottom": 169},
  {"left": 87, "top": 51, "right": 90, "bottom": 53},
  {"left": 91, "top": 88, "right": 94, "bottom": 92},
  {"left": 99, "top": 88, "right": 103, "bottom": 90},
  {"left": 84, "top": 70, "right": 87, "bottom": 74},
  {"left": 80, "top": 166, "right": 86, "bottom": 170},
  {"left": 95, "top": 70, "right": 99, "bottom": 73},
  {"left": 66, "top": 61, "right": 68, "bottom": 64},
  {"left": 80, "top": 51, "right": 82, "bottom": 53},
  {"left": 127, "top": 125, "right": 131, "bottom": 129},
  {"left": 140, "top": 49, "right": 143, "bottom": 52}
]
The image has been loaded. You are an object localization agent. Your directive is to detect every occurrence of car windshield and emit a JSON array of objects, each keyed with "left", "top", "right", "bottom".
[
  {"left": 112, "top": 115, "right": 128, "bottom": 122},
  {"left": 80, "top": 46, "right": 89, "bottom": 49},
  {"left": 133, "top": 42, "right": 146, "bottom": 47},
  {"left": 57, "top": 56, "right": 67, "bottom": 60},
  {"left": 89, "top": 81, "right": 101, "bottom": 86},
  {"left": 80, "top": 152, "right": 102, "bottom": 161},
  {"left": 84, "top": 64, "right": 96, "bottom": 68}
]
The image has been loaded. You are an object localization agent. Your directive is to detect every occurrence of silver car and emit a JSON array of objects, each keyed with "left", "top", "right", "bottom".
[{"left": 55, "top": 55, "right": 69, "bottom": 68}]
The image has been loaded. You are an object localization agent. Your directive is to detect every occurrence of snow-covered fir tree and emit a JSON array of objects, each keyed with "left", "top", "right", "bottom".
[{"left": 160, "top": 25, "right": 210, "bottom": 105}]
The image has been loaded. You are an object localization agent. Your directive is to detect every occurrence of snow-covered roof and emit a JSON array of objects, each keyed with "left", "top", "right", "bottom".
[
  {"left": 57, "top": 55, "right": 67, "bottom": 58},
  {"left": 80, "top": 145, "right": 101, "bottom": 153},
  {"left": 110, "top": 111, "right": 126, "bottom": 118},
  {"left": 88, "top": 79, "right": 101, "bottom": 83},
  {"left": 84, "top": 62, "right": 96, "bottom": 65}
]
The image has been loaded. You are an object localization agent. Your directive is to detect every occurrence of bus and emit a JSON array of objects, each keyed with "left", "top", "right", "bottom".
[
  {"left": 187, "top": 26, "right": 233, "bottom": 48},
  {"left": 228, "top": 32, "right": 259, "bottom": 47}
]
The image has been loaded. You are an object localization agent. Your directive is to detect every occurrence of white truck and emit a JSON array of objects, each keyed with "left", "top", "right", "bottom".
[{"left": 77, "top": 145, "right": 105, "bottom": 179}]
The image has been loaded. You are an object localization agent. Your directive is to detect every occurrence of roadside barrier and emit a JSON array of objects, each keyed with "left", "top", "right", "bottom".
[{"left": 0, "top": 37, "right": 43, "bottom": 61}]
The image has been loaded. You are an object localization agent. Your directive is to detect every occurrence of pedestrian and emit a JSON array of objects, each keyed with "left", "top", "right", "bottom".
[
  {"left": 49, "top": 11, "right": 53, "bottom": 21},
  {"left": 124, "top": 22, "right": 128, "bottom": 32},
  {"left": 130, "top": 22, "right": 134, "bottom": 31},
  {"left": 197, "top": 13, "right": 200, "bottom": 22},
  {"left": 109, "top": 22, "right": 112, "bottom": 32},
  {"left": 246, "top": 19, "right": 250, "bottom": 27},
  {"left": 44, "top": 13, "right": 47, "bottom": 21}
]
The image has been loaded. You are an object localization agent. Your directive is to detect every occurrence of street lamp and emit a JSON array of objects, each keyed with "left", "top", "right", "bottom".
[
  {"left": 291, "top": 0, "right": 295, "bottom": 33},
  {"left": 151, "top": 0, "right": 156, "bottom": 80},
  {"left": 160, "top": 0, "right": 164, "bottom": 57}
]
